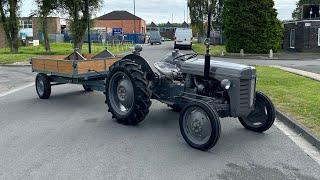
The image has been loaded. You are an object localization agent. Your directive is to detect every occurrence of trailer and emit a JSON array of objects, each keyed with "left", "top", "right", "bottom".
[{"left": 31, "top": 49, "right": 122, "bottom": 99}]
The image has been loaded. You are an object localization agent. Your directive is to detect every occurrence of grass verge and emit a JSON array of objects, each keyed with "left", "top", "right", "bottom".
[
  {"left": 0, "top": 43, "right": 131, "bottom": 64},
  {"left": 192, "top": 42, "right": 226, "bottom": 56},
  {"left": 256, "top": 66, "right": 320, "bottom": 138}
]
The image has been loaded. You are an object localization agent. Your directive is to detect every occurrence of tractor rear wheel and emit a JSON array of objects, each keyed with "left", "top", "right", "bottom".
[
  {"left": 238, "top": 92, "right": 275, "bottom": 132},
  {"left": 105, "top": 60, "right": 152, "bottom": 125}
]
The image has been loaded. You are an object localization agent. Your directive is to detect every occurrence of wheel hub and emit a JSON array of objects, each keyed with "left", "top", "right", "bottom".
[
  {"left": 36, "top": 78, "right": 44, "bottom": 96},
  {"left": 109, "top": 72, "right": 134, "bottom": 115},
  {"left": 183, "top": 107, "right": 212, "bottom": 144}
]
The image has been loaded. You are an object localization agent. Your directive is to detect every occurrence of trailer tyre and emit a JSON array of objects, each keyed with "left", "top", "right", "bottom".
[
  {"left": 179, "top": 101, "right": 221, "bottom": 151},
  {"left": 105, "top": 60, "right": 152, "bottom": 125},
  {"left": 238, "top": 91, "right": 275, "bottom": 132},
  {"left": 36, "top": 73, "right": 51, "bottom": 99}
]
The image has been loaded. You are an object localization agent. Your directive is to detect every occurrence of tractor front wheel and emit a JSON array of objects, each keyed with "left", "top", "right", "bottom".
[
  {"left": 238, "top": 92, "right": 275, "bottom": 132},
  {"left": 105, "top": 60, "right": 152, "bottom": 125},
  {"left": 179, "top": 101, "right": 221, "bottom": 151}
]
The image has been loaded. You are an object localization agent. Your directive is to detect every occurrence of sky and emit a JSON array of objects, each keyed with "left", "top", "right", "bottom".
[{"left": 21, "top": 0, "right": 298, "bottom": 24}]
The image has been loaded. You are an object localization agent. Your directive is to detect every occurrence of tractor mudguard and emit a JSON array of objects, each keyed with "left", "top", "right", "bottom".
[{"left": 122, "top": 54, "right": 156, "bottom": 80}]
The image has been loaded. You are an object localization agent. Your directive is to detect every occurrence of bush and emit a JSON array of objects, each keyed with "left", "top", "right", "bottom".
[{"left": 222, "top": 0, "right": 283, "bottom": 54}]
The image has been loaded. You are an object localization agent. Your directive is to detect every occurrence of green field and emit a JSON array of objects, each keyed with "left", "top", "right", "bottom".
[
  {"left": 192, "top": 42, "right": 226, "bottom": 56},
  {"left": 0, "top": 43, "right": 131, "bottom": 64},
  {"left": 256, "top": 66, "right": 320, "bottom": 138}
]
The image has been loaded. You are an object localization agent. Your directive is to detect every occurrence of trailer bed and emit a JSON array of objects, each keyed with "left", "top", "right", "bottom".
[{"left": 31, "top": 55, "right": 121, "bottom": 79}]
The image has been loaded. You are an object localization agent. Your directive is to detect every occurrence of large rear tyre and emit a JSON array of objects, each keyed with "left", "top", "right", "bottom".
[
  {"left": 239, "top": 92, "right": 275, "bottom": 132},
  {"left": 105, "top": 60, "right": 152, "bottom": 125},
  {"left": 179, "top": 101, "right": 221, "bottom": 151},
  {"left": 36, "top": 73, "right": 51, "bottom": 99}
]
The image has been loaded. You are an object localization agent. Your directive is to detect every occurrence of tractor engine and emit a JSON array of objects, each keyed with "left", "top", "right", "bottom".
[{"left": 181, "top": 58, "right": 257, "bottom": 117}]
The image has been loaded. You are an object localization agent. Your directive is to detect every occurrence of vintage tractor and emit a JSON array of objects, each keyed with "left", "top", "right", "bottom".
[{"left": 105, "top": 45, "right": 275, "bottom": 151}]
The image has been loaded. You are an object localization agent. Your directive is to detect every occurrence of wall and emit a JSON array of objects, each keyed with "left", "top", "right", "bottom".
[
  {"left": 95, "top": 19, "right": 146, "bottom": 34},
  {"left": 284, "top": 20, "right": 320, "bottom": 52},
  {"left": 32, "top": 17, "right": 61, "bottom": 40}
]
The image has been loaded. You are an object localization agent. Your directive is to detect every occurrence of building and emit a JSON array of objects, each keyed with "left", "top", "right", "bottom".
[
  {"left": 19, "top": 17, "right": 67, "bottom": 41},
  {"left": 147, "top": 21, "right": 190, "bottom": 40},
  {"left": 95, "top": 11, "right": 146, "bottom": 34},
  {"left": 0, "top": 17, "right": 67, "bottom": 48},
  {"left": 284, "top": 5, "right": 320, "bottom": 52}
]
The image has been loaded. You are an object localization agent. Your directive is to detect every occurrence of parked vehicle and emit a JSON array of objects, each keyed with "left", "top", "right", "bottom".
[
  {"left": 148, "top": 30, "right": 162, "bottom": 45},
  {"left": 174, "top": 28, "right": 193, "bottom": 50}
]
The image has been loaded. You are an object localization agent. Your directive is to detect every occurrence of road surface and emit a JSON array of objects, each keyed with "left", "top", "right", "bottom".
[{"left": 0, "top": 42, "right": 319, "bottom": 179}]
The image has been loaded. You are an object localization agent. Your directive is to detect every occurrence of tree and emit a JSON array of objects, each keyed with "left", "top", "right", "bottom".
[
  {"left": 292, "top": 0, "right": 320, "bottom": 20},
  {"left": 35, "top": 0, "right": 59, "bottom": 53},
  {"left": 0, "top": 0, "right": 20, "bottom": 53},
  {"left": 59, "top": 0, "right": 101, "bottom": 51},
  {"left": 188, "top": 0, "right": 223, "bottom": 37},
  {"left": 189, "top": 0, "right": 207, "bottom": 36},
  {"left": 222, "top": 0, "right": 283, "bottom": 54}
]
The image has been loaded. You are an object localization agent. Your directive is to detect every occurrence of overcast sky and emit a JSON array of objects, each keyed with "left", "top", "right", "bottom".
[{"left": 21, "top": 0, "right": 298, "bottom": 23}]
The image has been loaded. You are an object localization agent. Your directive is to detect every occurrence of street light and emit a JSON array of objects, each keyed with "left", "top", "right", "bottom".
[
  {"left": 85, "top": 0, "right": 92, "bottom": 54},
  {"left": 204, "top": 0, "right": 212, "bottom": 79}
]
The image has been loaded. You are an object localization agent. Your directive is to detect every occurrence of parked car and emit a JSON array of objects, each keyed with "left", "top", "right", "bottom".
[
  {"left": 174, "top": 28, "right": 193, "bottom": 50},
  {"left": 148, "top": 30, "right": 162, "bottom": 45}
]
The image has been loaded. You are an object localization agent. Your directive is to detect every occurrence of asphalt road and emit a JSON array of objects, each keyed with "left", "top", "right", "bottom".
[{"left": 0, "top": 42, "right": 320, "bottom": 179}]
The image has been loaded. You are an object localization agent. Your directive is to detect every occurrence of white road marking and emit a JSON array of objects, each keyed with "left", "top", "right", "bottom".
[
  {"left": 0, "top": 82, "right": 34, "bottom": 98},
  {"left": 274, "top": 120, "right": 320, "bottom": 165}
]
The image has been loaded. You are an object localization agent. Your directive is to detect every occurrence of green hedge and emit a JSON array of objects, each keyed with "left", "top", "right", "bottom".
[{"left": 222, "top": 0, "right": 283, "bottom": 54}]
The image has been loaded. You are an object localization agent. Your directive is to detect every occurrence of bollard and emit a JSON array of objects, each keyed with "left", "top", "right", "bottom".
[
  {"left": 240, "top": 49, "right": 244, "bottom": 57},
  {"left": 269, "top": 49, "right": 273, "bottom": 59},
  {"left": 221, "top": 50, "right": 225, "bottom": 56}
]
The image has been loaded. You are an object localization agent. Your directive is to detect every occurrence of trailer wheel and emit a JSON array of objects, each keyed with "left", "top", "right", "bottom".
[
  {"left": 105, "top": 60, "right": 152, "bottom": 125},
  {"left": 238, "top": 92, "right": 275, "bottom": 132},
  {"left": 83, "top": 85, "right": 93, "bottom": 92},
  {"left": 179, "top": 101, "right": 221, "bottom": 151},
  {"left": 36, "top": 73, "right": 51, "bottom": 99}
]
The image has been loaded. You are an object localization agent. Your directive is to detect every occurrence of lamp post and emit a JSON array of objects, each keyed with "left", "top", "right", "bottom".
[
  {"left": 204, "top": 0, "right": 212, "bottom": 79},
  {"left": 133, "top": 0, "right": 136, "bottom": 44},
  {"left": 85, "top": 0, "right": 92, "bottom": 54}
]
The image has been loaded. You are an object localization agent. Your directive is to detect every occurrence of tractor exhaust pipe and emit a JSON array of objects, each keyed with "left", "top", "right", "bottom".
[{"left": 204, "top": 0, "right": 212, "bottom": 80}]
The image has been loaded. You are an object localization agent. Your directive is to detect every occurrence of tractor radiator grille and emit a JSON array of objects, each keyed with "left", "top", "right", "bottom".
[{"left": 239, "top": 79, "right": 251, "bottom": 111}]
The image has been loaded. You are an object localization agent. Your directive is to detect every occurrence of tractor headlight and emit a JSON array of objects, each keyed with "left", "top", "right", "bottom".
[{"left": 221, "top": 79, "right": 231, "bottom": 90}]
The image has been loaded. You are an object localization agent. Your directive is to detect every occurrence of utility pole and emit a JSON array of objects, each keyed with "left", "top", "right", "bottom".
[
  {"left": 85, "top": 0, "right": 92, "bottom": 54},
  {"left": 204, "top": 0, "right": 212, "bottom": 79},
  {"left": 133, "top": 0, "right": 136, "bottom": 43}
]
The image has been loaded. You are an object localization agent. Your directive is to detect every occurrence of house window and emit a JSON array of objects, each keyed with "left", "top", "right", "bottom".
[
  {"left": 290, "top": 29, "right": 295, "bottom": 49},
  {"left": 20, "top": 20, "right": 32, "bottom": 29},
  {"left": 318, "top": 28, "right": 320, "bottom": 46}
]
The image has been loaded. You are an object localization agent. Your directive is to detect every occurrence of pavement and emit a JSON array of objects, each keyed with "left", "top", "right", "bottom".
[{"left": 0, "top": 42, "right": 320, "bottom": 180}]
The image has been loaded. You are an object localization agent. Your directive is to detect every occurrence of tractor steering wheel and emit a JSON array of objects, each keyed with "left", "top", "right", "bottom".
[{"left": 172, "top": 53, "right": 198, "bottom": 62}]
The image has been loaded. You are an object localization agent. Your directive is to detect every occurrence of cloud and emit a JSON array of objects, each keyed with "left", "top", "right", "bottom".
[{"left": 20, "top": 0, "right": 298, "bottom": 22}]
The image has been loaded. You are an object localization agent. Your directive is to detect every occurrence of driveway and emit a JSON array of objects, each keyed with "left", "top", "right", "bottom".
[{"left": 0, "top": 42, "right": 319, "bottom": 179}]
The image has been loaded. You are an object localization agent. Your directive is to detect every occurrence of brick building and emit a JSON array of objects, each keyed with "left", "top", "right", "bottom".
[{"left": 95, "top": 11, "right": 146, "bottom": 34}]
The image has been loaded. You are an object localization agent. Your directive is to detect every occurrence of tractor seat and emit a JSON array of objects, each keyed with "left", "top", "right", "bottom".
[{"left": 154, "top": 61, "right": 180, "bottom": 79}]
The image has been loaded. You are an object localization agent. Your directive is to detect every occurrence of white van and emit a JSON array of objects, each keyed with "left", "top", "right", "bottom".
[{"left": 174, "top": 28, "right": 193, "bottom": 49}]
